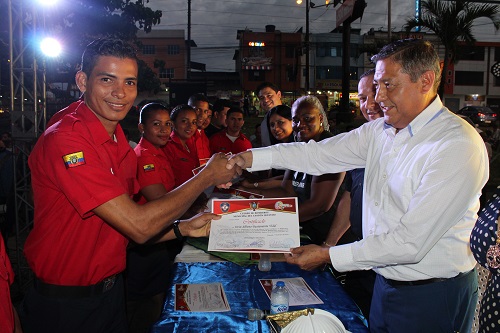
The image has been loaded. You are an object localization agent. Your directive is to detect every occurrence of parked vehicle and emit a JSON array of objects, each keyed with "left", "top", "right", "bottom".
[{"left": 457, "top": 106, "right": 497, "bottom": 125}]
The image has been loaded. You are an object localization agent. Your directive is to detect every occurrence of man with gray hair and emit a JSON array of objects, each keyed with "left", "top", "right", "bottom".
[{"left": 227, "top": 39, "right": 488, "bottom": 332}]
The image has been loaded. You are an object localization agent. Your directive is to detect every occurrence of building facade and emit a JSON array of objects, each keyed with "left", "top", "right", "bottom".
[
  {"left": 136, "top": 30, "right": 187, "bottom": 83},
  {"left": 235, "top": 25, "right": 303, "bottom": 110}
]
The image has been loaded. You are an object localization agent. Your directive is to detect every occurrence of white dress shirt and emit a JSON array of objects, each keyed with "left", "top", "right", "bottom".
[{"left": 249, "top": 96, "right": 489, "bottom": 281}]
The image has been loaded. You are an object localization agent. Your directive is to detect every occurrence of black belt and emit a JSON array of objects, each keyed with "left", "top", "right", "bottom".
[
  {"left": 384, "top": 270, "right": 471, "bottom": 287},
  {"left": 33, "top": 274, "right": 120, "bottom": 299}
]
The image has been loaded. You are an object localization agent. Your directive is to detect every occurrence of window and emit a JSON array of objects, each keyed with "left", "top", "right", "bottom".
[
  {"left": 159, "top": 68, "right": 174, "bottom": 79},
  {"left": 285, "top": 44, "right": 296, "bottom": 58},
  {"left": 455, "top": 71, "right": 483, "bottom": 86},
  {"left": 456, "top": 46, "right": 485, "bottom": 61},
  {"left": 350, "top": 44, "right": 359, "bottom": 59},
  {"left": 317, "top": 43, "right": 341, "bottom": 57},
  {"left": 248, "top": 70, "right": 265, "bottom": 82},
  {"left": 142, "top": 45, "right": 156, "bottom": 55},
  {"left": 286, "top": 65, "right": 296, "bottom": 82},
  {"left": 167, "top": 45, "right": 180, "bottom": 55}
]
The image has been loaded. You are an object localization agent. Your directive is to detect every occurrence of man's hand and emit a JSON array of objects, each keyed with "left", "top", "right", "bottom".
[
  {"left": 178, "top": 212, "right": 220, "bottom": 238},
  {"left": 203, "top": 153, "right": 242, "bottom": 187},
  {"left": 227, "top": 151, "right": 253, "bottom": 171},
  {"left": 284, "top": 245, "right": 331, "bottom": 271}
]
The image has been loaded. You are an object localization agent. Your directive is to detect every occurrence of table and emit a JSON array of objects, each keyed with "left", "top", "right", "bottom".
[{"left": 150, "top": 260, "right": 369, "bottom": 332}]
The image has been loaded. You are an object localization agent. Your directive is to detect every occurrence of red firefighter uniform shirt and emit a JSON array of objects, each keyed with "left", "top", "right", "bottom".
[
  {"left": 134, "top": 137, "right": 175, "bottom": 204},
  {"left": 209, "top": 130, "right": 252, "bottom": 155},
  {"left": 0, "top": 235, "right": 15, "bottom": 333},
  {"left": 163, "top": 131, "right": 199, "bottom": 188},
  {"left": 26, "top": 101, "right": 139, "bottom": 286},
  {"left": 193, "top": 129, "right": 212, "bottom": 165}
]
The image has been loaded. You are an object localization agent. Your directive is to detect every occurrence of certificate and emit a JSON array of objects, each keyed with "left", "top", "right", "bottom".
[
  {"left": 208, "top": 198, "right": 300, "bottom": 253},
  {"left": 259, "top": 278, "right": 324, "bottom": 306},
  {"left": 175, "top": 283, "right": 230, "bottom": 312}
]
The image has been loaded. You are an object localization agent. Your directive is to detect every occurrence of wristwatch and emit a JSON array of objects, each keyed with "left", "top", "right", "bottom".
[
  {"left": 254, "top": 182, "right": 259, "bottom": 188},
  {"left": 172, "top": 220, "right": 184, "bottom": 240}
]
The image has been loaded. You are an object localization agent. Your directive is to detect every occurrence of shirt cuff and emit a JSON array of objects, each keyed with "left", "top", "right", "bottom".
[
  {"left": 247, "top": 147, "right": 273, "bottom": 172},
  {"left": 329, "top": 243, "right": 354, "bottom": 272}
]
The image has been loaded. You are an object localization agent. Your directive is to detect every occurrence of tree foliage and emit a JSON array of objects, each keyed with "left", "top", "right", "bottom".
[
  {"left": 44, "top": 0, "right": 163, "bottom": 93},
  {"left": 404, "top": 0, "right": 499, "bottom": 97}
]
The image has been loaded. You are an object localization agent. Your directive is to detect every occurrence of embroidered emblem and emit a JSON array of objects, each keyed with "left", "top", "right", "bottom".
[
  {"left": 143, "top": 164, "right": 155, "bottom": 172},
  {"left": 62, "top": 151, "right": 85, "bottom": 168}
]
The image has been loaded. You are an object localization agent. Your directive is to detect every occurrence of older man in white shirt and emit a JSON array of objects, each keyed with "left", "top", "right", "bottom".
[{"left": 227, "top": 39, "right": 488, "bottom": 332}]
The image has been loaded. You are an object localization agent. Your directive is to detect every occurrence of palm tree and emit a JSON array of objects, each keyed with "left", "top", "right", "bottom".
[{"left": 404, "top": 0, "right": 499, "bottom": 98}]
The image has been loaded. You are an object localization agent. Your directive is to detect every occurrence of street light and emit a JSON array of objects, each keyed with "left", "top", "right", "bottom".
[
  {"left": 40, "top": 37, "right": 62, "bottom": 58},
  {"left": 37, "top": 0, "right": 59, "bottom": 5}
]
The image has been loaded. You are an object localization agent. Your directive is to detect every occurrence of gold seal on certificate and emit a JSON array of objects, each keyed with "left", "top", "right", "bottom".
[{"left": 208, "top": 198, "right": 300, "bottom": 253}]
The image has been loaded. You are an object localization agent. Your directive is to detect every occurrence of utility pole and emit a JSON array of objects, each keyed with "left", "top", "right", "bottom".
[
  {"left": 187, "top": 0, "right": 191, "bottom": 80},
  {"left": 305, "top": 0, "right": 310, "bottom": 91}
]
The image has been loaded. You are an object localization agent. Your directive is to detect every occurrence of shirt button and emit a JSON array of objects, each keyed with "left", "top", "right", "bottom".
[
  {"left": 375, "top": 202, "right": 379, "bottom": 206},
  {"left": 383, "top": 174, "right": 387, "bottom": 179}
]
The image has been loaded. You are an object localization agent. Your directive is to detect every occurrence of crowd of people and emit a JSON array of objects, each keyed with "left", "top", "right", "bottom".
[{"left": 0, "top": 36, "right": 498, "bottom": 333}]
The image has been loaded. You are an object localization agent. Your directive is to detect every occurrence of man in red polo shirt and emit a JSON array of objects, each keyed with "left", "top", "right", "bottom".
[
  {"left": 188, "top": 93, "right": 212, "bottom": 165},
  {"left": 19, "top": 38, "right": 238, "bottom": 333},
  {"left": 210, "top": 107, "right": 252, "bottom": 155}
]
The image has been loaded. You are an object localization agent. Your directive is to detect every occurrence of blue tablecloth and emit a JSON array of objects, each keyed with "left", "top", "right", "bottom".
[{"left": 151, "top": 261, "right": 369, "bottom": 332}]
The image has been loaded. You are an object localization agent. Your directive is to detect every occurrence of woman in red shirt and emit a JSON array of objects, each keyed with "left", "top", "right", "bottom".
[
  {"left": 163, "top": 105, "right": 200, "bottom": 187},
  {"left": 127, "top": 103, "right": 178, "bottom": 332}
]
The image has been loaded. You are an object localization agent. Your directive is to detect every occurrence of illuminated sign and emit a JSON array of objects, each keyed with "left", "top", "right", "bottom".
[{"left": 248, "top": 42, "right": 265, "bottom": 47}]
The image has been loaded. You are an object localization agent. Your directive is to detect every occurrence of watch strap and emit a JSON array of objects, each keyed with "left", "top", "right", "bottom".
[{"left": 173, "top": 220, "right": 184, "bottom": 240}]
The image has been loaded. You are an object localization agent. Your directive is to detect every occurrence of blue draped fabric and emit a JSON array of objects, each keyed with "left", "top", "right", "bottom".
[{"left": 151, "top": 261, "right": 369, "bottom": 332}]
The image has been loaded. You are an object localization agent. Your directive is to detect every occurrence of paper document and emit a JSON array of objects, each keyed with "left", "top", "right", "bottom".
[
  {"left": 259, "top": 278, "right": 324, "bottom": 306},
  {"left": 174, "top": 283, "right": 230, "bottom": 312},
  {"left": 208, "top": 198, "right": 300, "bottom": 253}
]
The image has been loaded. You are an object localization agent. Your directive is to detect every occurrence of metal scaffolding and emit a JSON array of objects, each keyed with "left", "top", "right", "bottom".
[{"left": 8, "top": 0, "right": 47, "bottom": 290}]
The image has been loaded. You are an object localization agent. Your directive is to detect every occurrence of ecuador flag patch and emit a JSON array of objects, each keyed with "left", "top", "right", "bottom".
[
  {"left": 143, "top": 164, "right": 155, "bottom": 172},
  {"left": 63, "top": 151, "right": 86, "bottom": 168}
]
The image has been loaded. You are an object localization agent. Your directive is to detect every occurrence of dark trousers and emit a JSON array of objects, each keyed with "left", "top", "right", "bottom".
[
  {"left": 340, "top": 269, "right": 375, "bottom": 321},
  {"left": 370, "top": 269, "right": 478, "bottom": 333},
  {"left": 19, "top": 275, "right": 128, "bottom": 333}
]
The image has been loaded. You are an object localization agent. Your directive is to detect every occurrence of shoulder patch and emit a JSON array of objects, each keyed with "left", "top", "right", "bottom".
[
  {"left": 143, "top": 164, "right": 155, "bottom": 172},
  {"left": 62, "top": 151, "right": 85, "bottom": 168}
]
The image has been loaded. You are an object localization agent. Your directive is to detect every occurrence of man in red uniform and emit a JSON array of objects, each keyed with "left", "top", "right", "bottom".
[
  {"left": 19, "top": 38, "right": 238, "bottom": 333},
  {"left": 1, "top": 235, "right": 22, "bottom": 333},
  {"left": 205, "top": 98, "right": 231, "bottom": 138},
  {"left": 188, "top": 93, "right": 212, "bottom": 164},
  {"left": 210, "top": 107, "right": 252, "bottom": 155}
]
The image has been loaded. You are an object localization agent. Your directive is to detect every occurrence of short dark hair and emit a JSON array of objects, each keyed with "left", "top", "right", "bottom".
[
  {"left": 255, "top": 82, "right": 280, "bottom": 95},
  {"left": 170, "top": 104, "right": 195, "bottom": 122},
  {"left": 81, "top": 38, "right": 138, "bottom": 75},
  {"left": 187, "top": 93, "right": 209, "bottom": 106},
  {"left": 226, "top": 107, "right": 244, "bottom": 118},
  {"left": 212, "top": 99, "right": 233, "bottom": 113},
  {"left": 371, "top": 39, "right": 441, "bottom": 92},
  {"left": 359, "top": 68, "right": 375, "bottom": 80},
  {"left": 268, "top": 105, "right": 292, "bottom": 121},
  {"left": 139, "top": 103, "right": 169, "bottom": 124}
]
